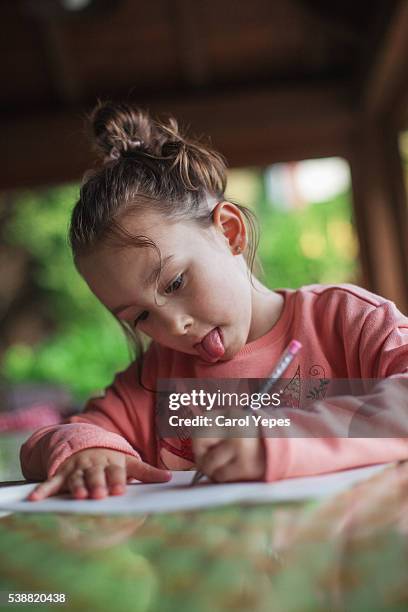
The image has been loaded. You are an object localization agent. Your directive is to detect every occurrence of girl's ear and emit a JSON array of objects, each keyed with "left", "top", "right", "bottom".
[{"left": 211, "top": 201, "right": 247, "bottom": 254}]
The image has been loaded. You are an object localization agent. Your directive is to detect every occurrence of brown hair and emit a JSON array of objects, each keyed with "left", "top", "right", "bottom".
[{"left": 68, "top": 100, "right": 261, "bottom": 368}]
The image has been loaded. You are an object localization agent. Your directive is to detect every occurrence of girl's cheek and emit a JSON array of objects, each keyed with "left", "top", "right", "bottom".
[{"left": 137, "top": 321, "right": 155, "bottom": 338}]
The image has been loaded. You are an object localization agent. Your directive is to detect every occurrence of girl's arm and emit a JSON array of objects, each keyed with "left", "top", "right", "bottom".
[
  {"left": 261, "top": 301, "right": 408, "bottom": 482},
  {"left": 20, "top": 344, "right": 159, "bottom": 481}
]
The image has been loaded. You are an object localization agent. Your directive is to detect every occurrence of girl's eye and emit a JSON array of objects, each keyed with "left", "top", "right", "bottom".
[
  {"left": 133, "top": 311, "right": 149, "bottom": 327},
  {"left": 133, "top": 273, "right": 184, "bottom": 327},
  {"left": 164, "top": 273, "right": 184, "bottom": 295}
]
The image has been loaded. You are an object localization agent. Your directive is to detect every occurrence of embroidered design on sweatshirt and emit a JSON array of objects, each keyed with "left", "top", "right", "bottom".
[
  {"left": 279, "top": 365, "right": 301, "bottom": 409},
  {"left": 306, "top": 364, "right": 330, "bottom": 401}
]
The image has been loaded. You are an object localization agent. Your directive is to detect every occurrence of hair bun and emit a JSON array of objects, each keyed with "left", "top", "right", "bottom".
[
  {"left": 109, "top": 138, "right": 144, "bottom": 161},
  {"left": 87, "top": 99, "right": 226, "bottom": 196},
  {"left": 90, "top": 100, "right": 164, "bottom": 162}
]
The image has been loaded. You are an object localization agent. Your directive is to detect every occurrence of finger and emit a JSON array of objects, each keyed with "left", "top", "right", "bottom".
[
  {"left": 67, "top": 469, "right": 89, "bottom": 499},
  {"left": 192, "top": 437, "right": 222, "bottom": 463},
  {"left": 26, "top": 474, "right": 66, "bottom": 501},
  {"left": 83, "top": 465, "right": 108, "bottom": 499},
  {"left": 105, "top": 464, "right": 127, "bottom": 495},
  {"left": 126, "top": 457, "right": 172, "bottom": 483},
  {"left": 212, "top": 458, "right": 238, "bottom": 483},
  {"left": 199, "top": 442, "right": 236, "bottom": 480}
]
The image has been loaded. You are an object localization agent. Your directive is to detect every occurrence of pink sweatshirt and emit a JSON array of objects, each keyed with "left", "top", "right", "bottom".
[{"left": 20, "top": 284, "right": 408, "bottom": 482}]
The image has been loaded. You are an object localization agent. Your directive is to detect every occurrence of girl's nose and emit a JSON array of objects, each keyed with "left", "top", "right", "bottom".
[{"left": 162, "top": 311, "right": 193, "bottom": 336}]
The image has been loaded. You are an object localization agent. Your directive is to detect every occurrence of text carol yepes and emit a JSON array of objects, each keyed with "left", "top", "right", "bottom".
[{"left": 168, "top": 414, "right": 291, "bottom": 428}]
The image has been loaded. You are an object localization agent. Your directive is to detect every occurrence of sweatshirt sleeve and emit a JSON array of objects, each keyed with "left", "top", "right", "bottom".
[
  {"left": 20, "top": 343, "right": 160, "bottom": 481},
  {"left": 261, "top": 300, "right": 408, "bottom": 482}
]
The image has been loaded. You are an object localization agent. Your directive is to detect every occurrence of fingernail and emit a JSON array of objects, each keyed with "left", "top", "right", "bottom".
[
  {"left": 74, "top": 488, "right": 87, "bottom": 498},
  {"left": 92, "top": 486, "right": 106, "bottom": 498}
]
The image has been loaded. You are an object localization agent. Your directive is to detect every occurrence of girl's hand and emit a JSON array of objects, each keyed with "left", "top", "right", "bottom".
[
  {"left": 26, "top": 447, "right": 172, "bottom": 501},
  {"left": 192, "top": 437, "right": 266, "bottom": 483}
]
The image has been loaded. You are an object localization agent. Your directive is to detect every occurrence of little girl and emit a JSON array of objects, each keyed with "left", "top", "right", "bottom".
[{"left": 21, "top": 101, "right": 408, "bottom": 502}]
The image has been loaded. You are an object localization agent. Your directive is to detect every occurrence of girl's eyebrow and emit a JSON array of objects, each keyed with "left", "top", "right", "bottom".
[
  {"left": 143, "top": 254, "right": 174, "bottom": 289},
  {"left": 110, "top": 254, "right": 174, "bottom": 316}
]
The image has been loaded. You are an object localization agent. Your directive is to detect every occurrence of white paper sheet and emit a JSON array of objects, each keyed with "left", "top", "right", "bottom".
[{"left": 0, "top": 464, "right": 391, "bottom": 516}]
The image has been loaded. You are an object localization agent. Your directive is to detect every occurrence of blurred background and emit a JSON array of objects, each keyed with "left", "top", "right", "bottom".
[{"left": 1, "top": 0, "right": 408, "bottom": 478}]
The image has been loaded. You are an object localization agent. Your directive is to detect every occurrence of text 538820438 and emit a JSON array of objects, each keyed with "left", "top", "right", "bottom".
[{"left": 1, "top": 592, "right": 67, "bottom": 605}]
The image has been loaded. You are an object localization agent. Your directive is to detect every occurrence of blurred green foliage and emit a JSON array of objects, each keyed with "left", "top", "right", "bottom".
[
  {"left": 1, "top": 176, "right": 358, "bottom": 403},
  {"left": 1, "top": 185, "right": 131, "bottom": 402},
  {"left": 257, "top": 191, "right": 358, "bottom": 289}
]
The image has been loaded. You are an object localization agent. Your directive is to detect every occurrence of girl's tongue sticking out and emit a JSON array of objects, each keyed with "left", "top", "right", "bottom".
[{"left": 195, "top": 328, "right": 225, "bottom": 362}]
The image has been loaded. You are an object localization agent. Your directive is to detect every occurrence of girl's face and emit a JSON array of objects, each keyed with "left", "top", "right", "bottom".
[{"left": 78, "top": 205, "right": 273, "bottom": 363}]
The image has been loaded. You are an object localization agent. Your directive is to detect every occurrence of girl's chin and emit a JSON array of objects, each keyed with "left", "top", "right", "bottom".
[{"left": 217, "top": 342, "right": 241, "bottom": 362}]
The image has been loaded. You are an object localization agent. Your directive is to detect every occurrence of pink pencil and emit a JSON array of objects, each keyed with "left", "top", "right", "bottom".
[
  {"left": 190, "top": 339, "right": 302, "bottom": 485},
  {"left": 256, "top": 339, "right": 302, "bottom": 396}
]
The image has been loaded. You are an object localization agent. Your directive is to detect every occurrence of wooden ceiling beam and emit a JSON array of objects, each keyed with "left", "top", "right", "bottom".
[
  {"left": 172, "top": 0, "right": 211, "bottom": 89},
  {"left": 38, "top": 16, "right": 81, "bottom": 106},
  {"left": 295, "top": 0, "right": 361, "bottom": 45},
  {"left": 1, "top": 84, "right": 355, "bottom": 191},
  {"left": 362, "top": 1, "right": 408, "bottom": 125},
  {"left": 22, "top": 0, "right": 81, "bottom": 106}
]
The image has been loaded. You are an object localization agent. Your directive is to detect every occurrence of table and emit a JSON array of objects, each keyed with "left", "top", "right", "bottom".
[{"left": 1, "top": 433, "right": 407, "bottom": 611}]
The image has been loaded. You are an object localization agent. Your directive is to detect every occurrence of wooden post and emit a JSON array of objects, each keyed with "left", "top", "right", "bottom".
[{"left": 348, "top": 120, "right": 408, "bottom": 314}]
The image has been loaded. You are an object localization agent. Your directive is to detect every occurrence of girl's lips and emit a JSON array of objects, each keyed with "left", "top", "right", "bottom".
[{"left": 194, "top": 327, "right": 225, "bottom": 362}]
